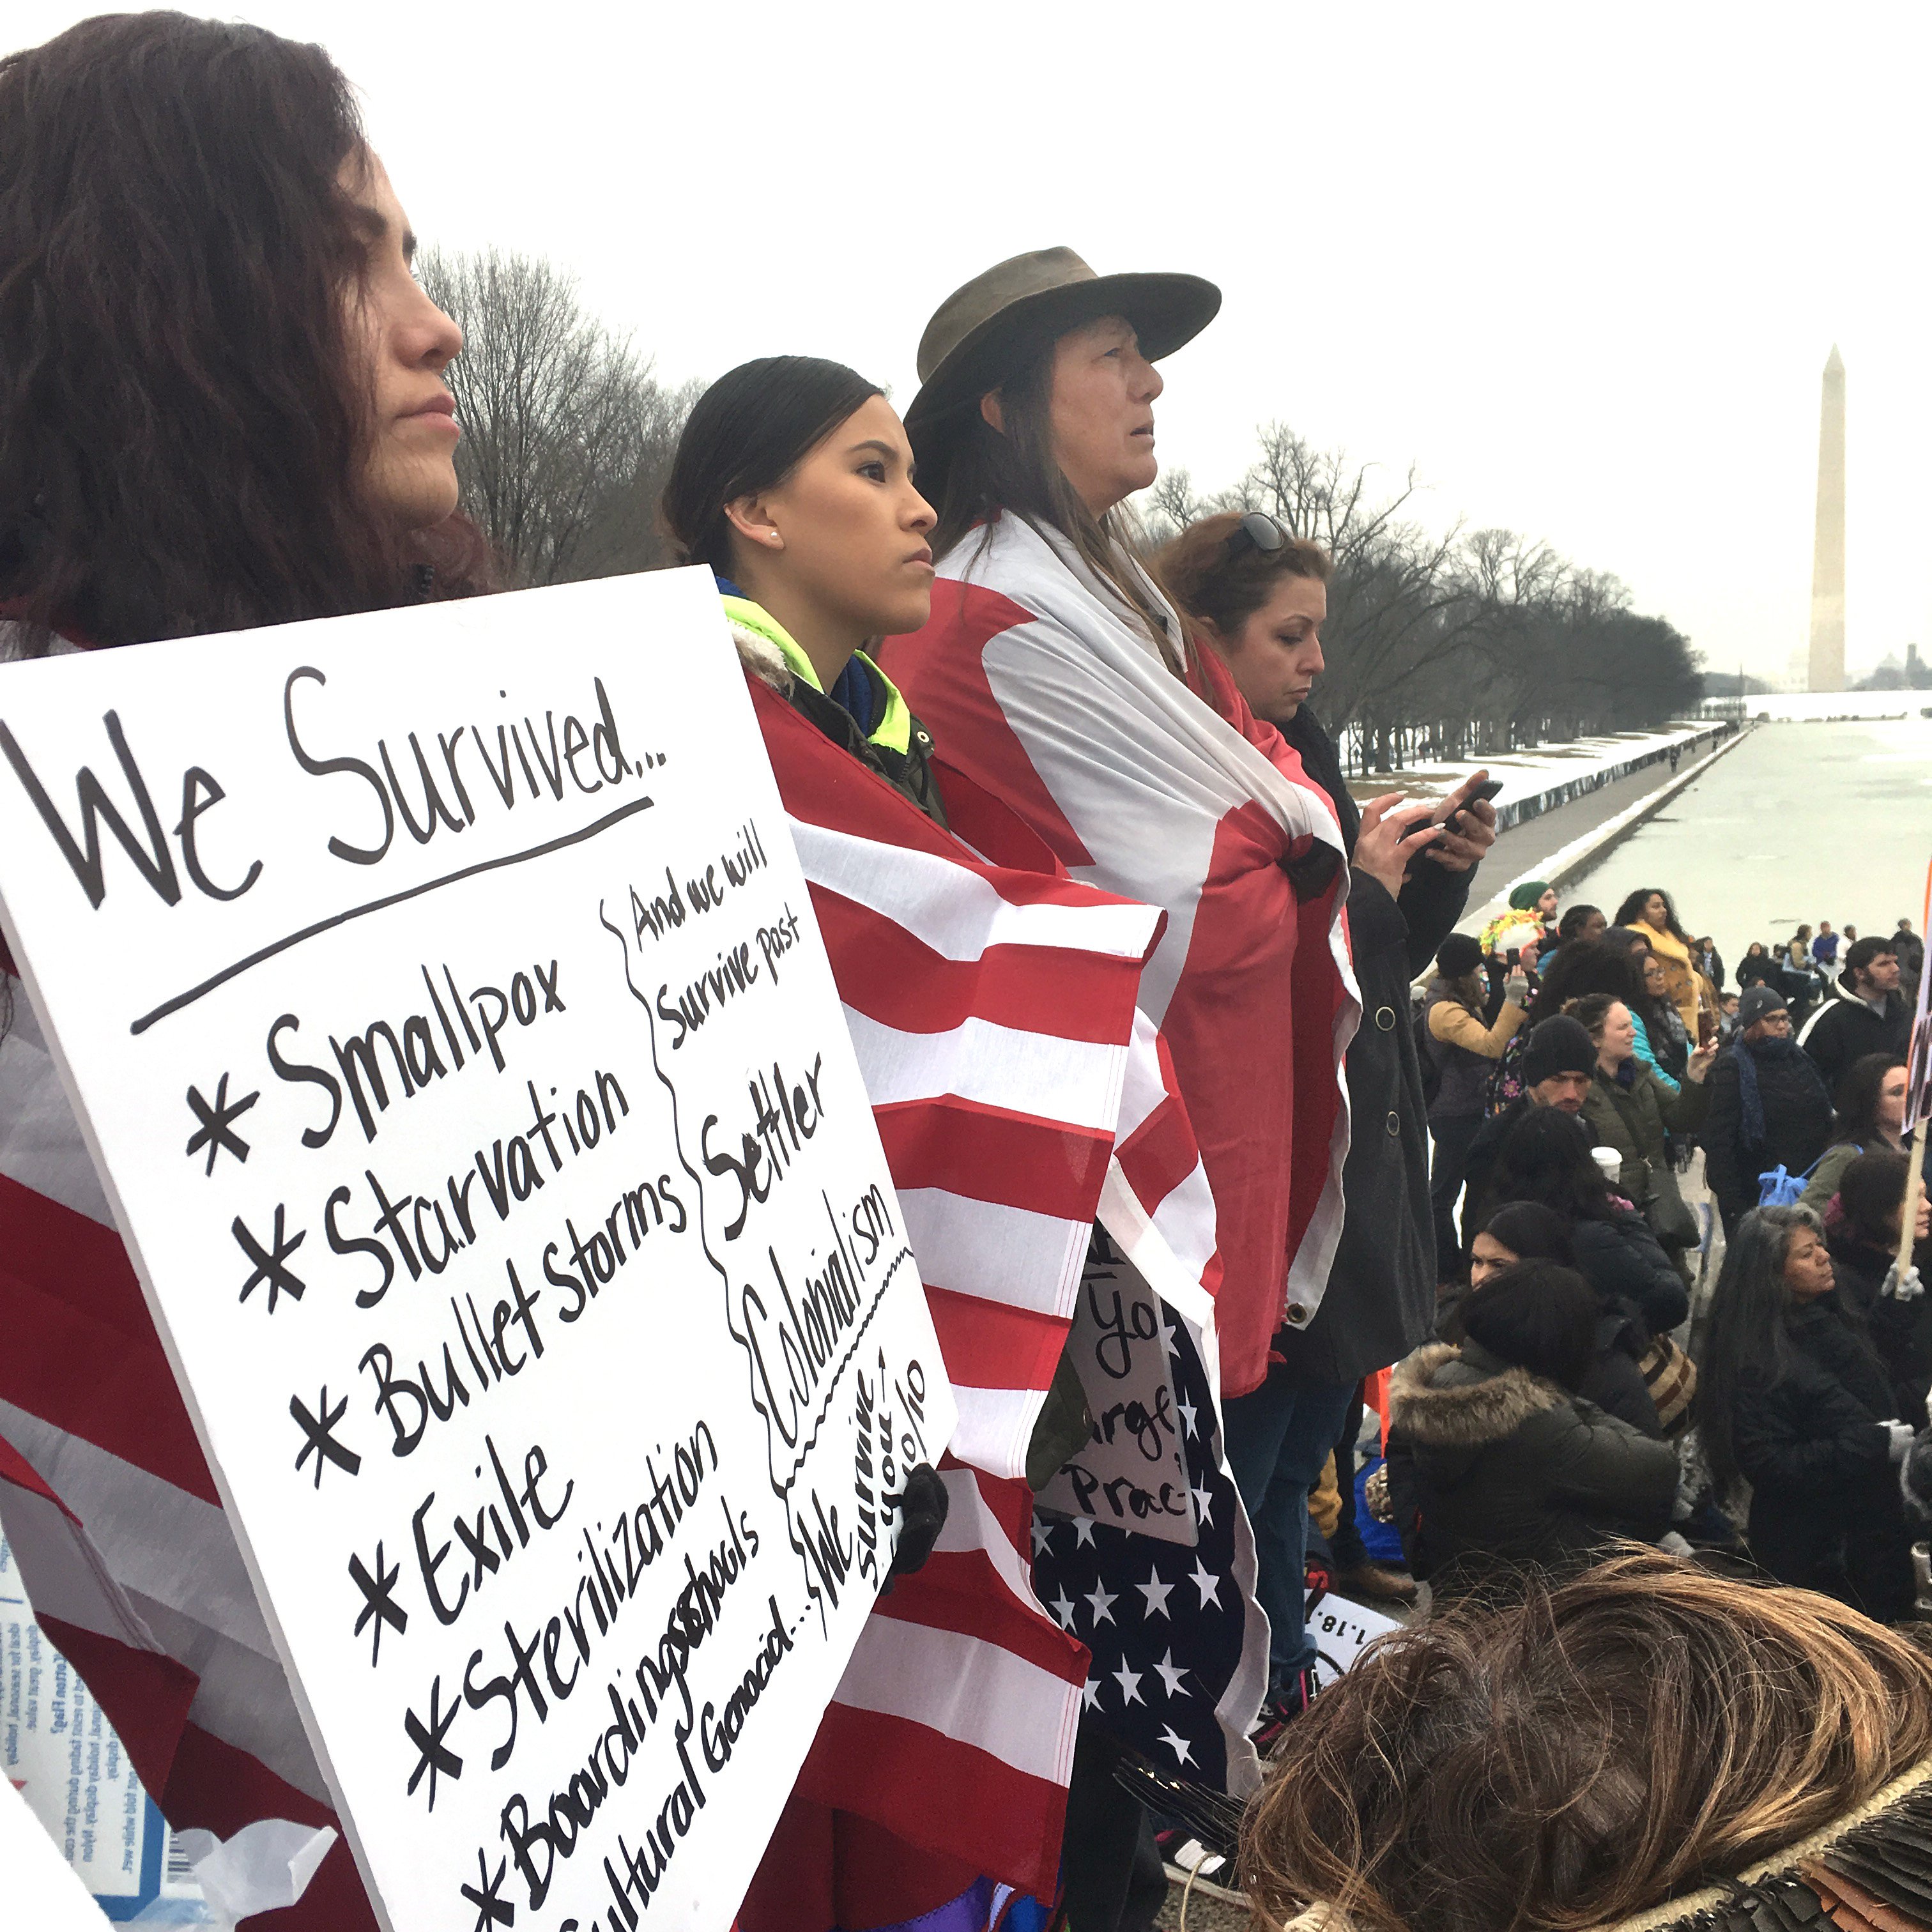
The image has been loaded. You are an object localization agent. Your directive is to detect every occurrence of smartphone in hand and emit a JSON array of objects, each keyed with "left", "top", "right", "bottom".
[{"left": 1430, "top": 778, "right": 1505, "bottom": 849}]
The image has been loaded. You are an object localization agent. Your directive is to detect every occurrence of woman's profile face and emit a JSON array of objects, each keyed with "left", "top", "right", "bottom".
[
  {"left": 1216, "top": 572, "right": 1327, "bottom": 724},
  {"left": 1044, "top": 314, "right": 1162, "bottom": 514},
  {"left": 344, "top": 153, "right": 464, "bottom": 530},
  {"left": 1642, "top": 954, "right": 1668, "bottom": 997},
  {"left": 1880, "top": 1066, "right": 1909, "bottom": 1134},
  {"left": 1468, "top": 1230, "right": 1517, "bottom": 1287},
  {"left": 1643, "top": 892, "right": 1669, "bottom": 929},
  {"left": 1782, "top": 1225, "right": 1836, "bottom": 1301},
  {"left": 738, "top": 394, "right": 936, "bottom": 640},
  {"left": 1578, "top": 908, "right": 1607, "bottom": 941},
  {"left": 1598, "top": 1001, "right": 1636, "bottom": 1064}
]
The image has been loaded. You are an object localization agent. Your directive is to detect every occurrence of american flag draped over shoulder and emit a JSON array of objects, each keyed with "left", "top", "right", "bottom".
[
  {"left": 877, "top": 513, "right": 1359, "bottom": 1400},
  {"left": 0, "top": 653, "right": 1257, "bottom": 1932},
  {"left": 740, "top": 673, "right": 1266, "bottom": 1920},
  {"left": 0, "top": 986, "right": 376, "bottom": 1932}
]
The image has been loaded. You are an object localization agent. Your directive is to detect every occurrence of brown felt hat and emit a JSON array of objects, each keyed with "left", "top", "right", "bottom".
[{"left": 905, "top": 246, "right": 1220, "bottom": 486}]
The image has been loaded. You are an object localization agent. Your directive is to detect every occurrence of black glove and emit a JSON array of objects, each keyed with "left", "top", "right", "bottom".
[{"left": 882, "top": 1463, "right": 949, "bottom": 1593}]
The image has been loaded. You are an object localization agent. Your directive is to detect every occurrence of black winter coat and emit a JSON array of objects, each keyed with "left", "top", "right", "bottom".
[
  {"left": 1701, "top": 1038, "right": 1834, "bottom": 1218},
  {"left": 1433, "top": 1286, "right": 1663, "bottom": 1437},
  {"left": 1572, "top": 1214, "right": 1690, "bottom": 1336},
  {"left": 1799, "top": 978, "right": 1912, "bottom": 1099},
  {"left": 1385, "top": 1340, "right": 1678, "bottom": 1595},
  {"left": 1828, "top": 1229, "right": 1932, "bottom": 1421},
  {"left": 1723, "top": 1294, "right": 1913, "bottom": 1618},
  {"left": 1269, "top": 709, "right": 1473, "bottom": 1384}
]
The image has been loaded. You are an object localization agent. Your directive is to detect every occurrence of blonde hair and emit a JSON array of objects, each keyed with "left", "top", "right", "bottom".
[{"left": 1243, "top": 1549, "right": 1932, "bottom": 1932}]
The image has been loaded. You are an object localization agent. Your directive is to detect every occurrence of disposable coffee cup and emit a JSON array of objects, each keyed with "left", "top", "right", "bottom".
[{"left": 1590, "top": 1146, "right": 1622, "bottom": 1184}]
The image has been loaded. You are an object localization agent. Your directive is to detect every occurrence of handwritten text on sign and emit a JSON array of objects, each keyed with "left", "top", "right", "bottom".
[{"left": 0, "top": 572, "right": 954, "bottom": 1932}]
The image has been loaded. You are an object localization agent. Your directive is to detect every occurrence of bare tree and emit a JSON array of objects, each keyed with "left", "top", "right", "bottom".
[
  {"left": 419, "top": 248, "right": 696, "bottom": 587},
  {"left": 1172, "top": 422, "right": 1701, "bottom": 770}
]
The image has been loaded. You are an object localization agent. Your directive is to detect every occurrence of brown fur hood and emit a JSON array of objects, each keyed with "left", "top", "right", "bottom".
[{"left": 1388, "top": 1342, "right": 1568, "bottom": 1448}]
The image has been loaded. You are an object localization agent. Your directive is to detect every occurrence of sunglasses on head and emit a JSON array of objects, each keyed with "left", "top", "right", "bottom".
[{"left": 1224, "top": 511, "right": 1287, "bottom": 560}]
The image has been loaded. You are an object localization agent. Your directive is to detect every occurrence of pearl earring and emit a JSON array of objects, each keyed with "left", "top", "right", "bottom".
[{"left": 767, "top": 531, "right": 783, "bottom": 547}]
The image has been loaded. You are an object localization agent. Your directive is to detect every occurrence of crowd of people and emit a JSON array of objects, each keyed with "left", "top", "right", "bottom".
[
  {"left": 0, "top": 16, "right": 1929, "bottom": 1932},
  {"left": 1407, "top": 882, "right": 1928, "bottom": 1625}
]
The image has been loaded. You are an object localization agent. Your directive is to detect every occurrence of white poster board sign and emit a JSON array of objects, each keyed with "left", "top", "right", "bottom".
[{"left": 0, "top": 572, "right": 954, "bottom": 1932}]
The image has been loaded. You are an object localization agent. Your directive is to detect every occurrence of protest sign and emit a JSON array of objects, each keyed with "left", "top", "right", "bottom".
[
  {"left": 1036, "top": 1226, "right": 1197, "bottom": 1548},
  {"left": 1306, "top": 1593, "right": 1403, "bottom": 1690},
  {"left": 0, "top": 571, "right": 955, "bottom": 1932}
]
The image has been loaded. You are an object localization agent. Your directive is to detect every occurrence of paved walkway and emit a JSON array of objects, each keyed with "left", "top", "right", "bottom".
[{"left": 1479, "top": 752, "right": 1694, "bottom": 893}]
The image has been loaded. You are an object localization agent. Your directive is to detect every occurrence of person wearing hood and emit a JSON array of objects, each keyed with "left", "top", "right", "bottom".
[
  {"left": 1799, "top": 935, "right": 1912, "bottom": 1098},
  {"left": 1703, "top": 987, "right": 1835, "bottom": 1235},
  {"left": 1384, "top": 1259, "right": 1678, "bottom": 1598},
  {"left": 1423, "top": 932, "right": 1529, "bottom": 1280}
]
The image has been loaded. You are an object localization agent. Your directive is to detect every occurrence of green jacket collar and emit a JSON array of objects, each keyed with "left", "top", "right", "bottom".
[{"left": 721, "top": 595, "right": 912, "bottom": 756}]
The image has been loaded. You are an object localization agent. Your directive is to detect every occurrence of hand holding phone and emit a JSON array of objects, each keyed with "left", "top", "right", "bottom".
[{"left": 1429, "top": 776, "right": 1505, "bottom": 853}]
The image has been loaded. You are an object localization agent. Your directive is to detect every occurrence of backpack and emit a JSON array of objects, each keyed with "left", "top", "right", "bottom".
[
  {"left": 1485, "top": 1028, "right": 1528, "bottom": 1117},
  {"left": 1758, "top": 1154, "right": 1825, "bottom": 1208}
]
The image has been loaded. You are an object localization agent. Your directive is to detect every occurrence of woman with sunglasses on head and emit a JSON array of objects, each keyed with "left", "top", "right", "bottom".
[
  {"left": 0, "top": 17, "right": 489, "bottom": 1929},
  {"left": 880, "top": 254, "right": 1457, "bottom": 1755},
  {"left": 1156, "top": 510, "right": 1498, "bottom": 1602}
]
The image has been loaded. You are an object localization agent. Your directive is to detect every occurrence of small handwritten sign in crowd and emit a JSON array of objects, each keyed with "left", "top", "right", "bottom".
[{"left": 0, "top": 572, "right": 954, "bottom": 1931}]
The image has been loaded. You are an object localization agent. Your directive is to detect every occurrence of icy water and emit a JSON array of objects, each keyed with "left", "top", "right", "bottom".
[{"left": 1562, "top": 717, "right": 1932, "bottom": 972}]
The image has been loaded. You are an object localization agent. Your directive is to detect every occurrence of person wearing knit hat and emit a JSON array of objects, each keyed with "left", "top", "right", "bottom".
[
  {"left": 1519, "top": 1015, "right": 1596, "bottom": 1103},
  {"left": 1454, "top": 1015, "right": 1600, "bottom": 1248},
  {"left": 1703, "top": 981, "right": 1832, "bottom": 1233}
]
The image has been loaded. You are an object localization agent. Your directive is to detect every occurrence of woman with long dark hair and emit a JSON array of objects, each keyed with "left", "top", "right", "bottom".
[
  {"left": 1614, "top": 887, "right": 1706, "bottom": 1039},
  {"left": 0, "top": 19, "right": 490, "bottom": 1930},
  {"left": 0, "top": 16, "right": 488, "bottom": 657},
  {"left": 1694, "top": 1204, "right": 1914, "bottom": 1620},
  {"left": 878, "top": 251, "right": 1376, "bottom": 1735},
  {"left": 1802, "top": 1052, "right": 1910, "bottom": 1212},
  {"left": 0, "top": 19, "right": 502, "bottom": 1932},
  {"left": 1825, "top": 1149, "right": 1932, "bottom": 1420}
]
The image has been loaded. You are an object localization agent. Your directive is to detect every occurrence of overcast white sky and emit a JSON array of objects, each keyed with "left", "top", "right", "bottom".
[{"left": 14, "top": 1, "right": 1930, "bottom": 681}]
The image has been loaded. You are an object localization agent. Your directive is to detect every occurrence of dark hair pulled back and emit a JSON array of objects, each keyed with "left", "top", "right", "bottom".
[
  {"left": 660, "top": 356, "right": 882, "bottom": 577},
  {"left": 1493, "top": 1107, "right": 1619, "bottom": 1224},
  {"left": 0, "top": 12, "right": 488, "bottom": 650},
  {"left": 1459, "top": 1259, "right": 1598, "bottom": 1390}
]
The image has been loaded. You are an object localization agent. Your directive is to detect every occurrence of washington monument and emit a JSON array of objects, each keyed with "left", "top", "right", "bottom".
[{"left": 1809, "top": 344, "right": 1846, "bottom": 692}]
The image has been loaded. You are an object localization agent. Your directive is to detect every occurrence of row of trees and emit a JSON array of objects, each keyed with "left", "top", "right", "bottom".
[
  {"left": 1144, "top": 432, "right": 1703, "bottom": 772},
  {"left": 425, "top": 249, "right": 1701, "bottom": 774},
  {"left": 420, "top": 249, "right": 698, "bottom": 588}
]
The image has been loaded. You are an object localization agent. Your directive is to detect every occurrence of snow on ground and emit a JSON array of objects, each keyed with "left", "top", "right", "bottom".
[{"left": 1343, "top": 723, "right": 1715, "bottom": 815}]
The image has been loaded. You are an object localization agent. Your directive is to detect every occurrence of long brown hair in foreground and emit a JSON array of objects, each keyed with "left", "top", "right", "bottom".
[
  {"left": 0, "top": 12, "right": 488, "bottom": 650},
  {"left": 1243, "top": 1549, "right": 1932, "bottom": 1932}
]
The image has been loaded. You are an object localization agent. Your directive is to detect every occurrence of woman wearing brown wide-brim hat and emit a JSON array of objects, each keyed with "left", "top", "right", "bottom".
[{"left": 878, "top": 250, "right": 1363, "bottom": 1920}]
